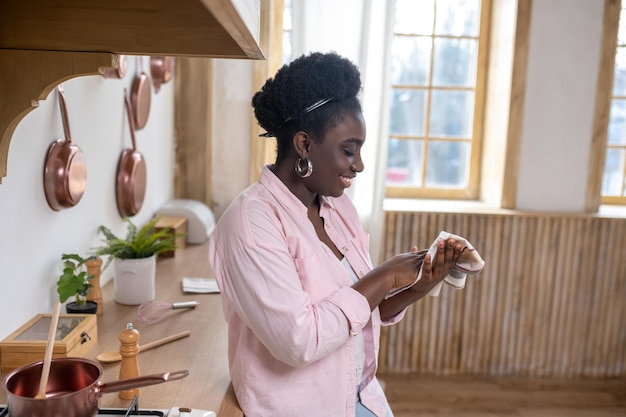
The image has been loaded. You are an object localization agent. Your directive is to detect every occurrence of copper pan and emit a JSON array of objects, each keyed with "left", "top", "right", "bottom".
[
  {"left": 3, "top": 357, "right": 188, "bottom": 417},
  {"left": 130, "top": 59, "right": 151, "bottom": 129},
  {"left": 116, "top": 89, "right": 147, "bottom": 217},
  {"left": 43, "top": 85, "right": 87, "bottom": 211},
  {"left": 150, "top": 56, "right": 175, "bottom": 93}
]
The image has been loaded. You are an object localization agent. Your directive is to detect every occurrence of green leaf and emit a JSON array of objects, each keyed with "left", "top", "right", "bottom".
[
  {"left": 90, "top": 216, "right": 183, "bottom": 270},
  {"left": 56, "top": 253, "right": 95, "bottom": 303}
]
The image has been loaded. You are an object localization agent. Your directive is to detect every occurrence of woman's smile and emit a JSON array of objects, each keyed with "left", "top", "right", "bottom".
[{"left": 340, "top": 174, "right": 355, "bottom": 188}]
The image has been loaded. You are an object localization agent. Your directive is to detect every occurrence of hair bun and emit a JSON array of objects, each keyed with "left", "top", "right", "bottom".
[{"left": 252, "top": 52, "right": 362, "bottom": 135}]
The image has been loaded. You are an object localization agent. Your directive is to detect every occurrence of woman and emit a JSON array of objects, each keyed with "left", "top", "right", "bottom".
[{"left": 208, "top": 52, "right": 462, "bottom": 417}]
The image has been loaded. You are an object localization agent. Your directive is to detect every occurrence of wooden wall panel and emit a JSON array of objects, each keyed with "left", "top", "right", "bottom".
[{"left": 379, "top": 211, "right": 626, "bottom": 378}]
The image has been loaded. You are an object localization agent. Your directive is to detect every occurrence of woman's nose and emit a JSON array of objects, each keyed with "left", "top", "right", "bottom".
[{"left": 351, "top": 154, "right": 364, "bottom": 173}]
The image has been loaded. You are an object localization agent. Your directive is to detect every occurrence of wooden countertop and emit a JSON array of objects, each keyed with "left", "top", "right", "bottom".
[{"left": 0, "top": 243, "right": 243, "bottom": 416}]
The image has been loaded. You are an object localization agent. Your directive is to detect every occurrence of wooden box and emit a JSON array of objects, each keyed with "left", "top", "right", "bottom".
[
  {"left": 155, "top": 216, "right": 187, "bottom": 257},
  {"left": 0, "top": 313, "right": 97, "bottom": 372}
]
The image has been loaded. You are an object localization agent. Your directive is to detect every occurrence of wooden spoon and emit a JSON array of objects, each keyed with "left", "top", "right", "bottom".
[
  {"left": 35, "top": 302, "right": 61, "bottom": 399},
  {"left": 96, "top": 330, "right": 191, "bottom": 363}
]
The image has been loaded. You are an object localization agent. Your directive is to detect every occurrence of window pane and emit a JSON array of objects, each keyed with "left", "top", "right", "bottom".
[
  {"left": 282, "top": 32, "right": 292, "bottom": 65},
  {"left": 602, "top": 148, "right": 625, "bottom": 196},
  {"left": 387, "top": 138, "right": 424, "bottom": 186},
  {"left": 429, "top": 90, "right": 474, "bottom": 137},
  {"left": 282, "top": 0, "right": 292, "bottom": 65},
  {"left": 618, "top": 6, "right": 626, "bottom": 45},
  {"left": 608, "top": 99, "right": 626, "bottom": 145},
  {"left": 283, "top": 0, "right": 292, "bottom": 30},
  {"left": 391, "top": 36, "right": 432, "bottom": 85},
  {"left": 432, "top": 37, "right": 478, "bottom": 87},
  {"left": 425, "top": 140, "right": 469, "bottom": 187},
  {"left": 613, "top": 47, "right": 626, "bottom": 96},
  {"left": 435, "top": 0, "right": 481, "bottom": 37},
  {"left": 395, "top": 0, "right": 435, "bottom": 35},
  {"left": 389, "top": 89, "right": 427, "bottom": 136}
]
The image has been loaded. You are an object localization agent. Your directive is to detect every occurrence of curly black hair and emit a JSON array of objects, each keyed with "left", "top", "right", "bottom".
[{"left": 252, "top": 52, "right": 363, "bottom": 163}]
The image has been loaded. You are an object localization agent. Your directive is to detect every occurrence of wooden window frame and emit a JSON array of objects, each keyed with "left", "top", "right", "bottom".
[
  {"left": 385, "top": 0, "right": 491, "bottom": 200},
  {"left": 587, "top": 0, "right": 624, "bottom": 209}
]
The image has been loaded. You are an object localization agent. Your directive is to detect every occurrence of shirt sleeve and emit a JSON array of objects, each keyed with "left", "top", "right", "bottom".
[{"left": 209, "top": 199, "right": 371, "bottom": 368}]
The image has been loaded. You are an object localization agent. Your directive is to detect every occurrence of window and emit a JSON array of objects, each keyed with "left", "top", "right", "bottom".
[
  {"left": 385, "top": 0, "right": 489, "bottom": 199},
  {"left": 602, "top": 4, "right": 626, "bottom": 204},
  {"left": 282, "top": 0, "right": 293, "bottom": 65}
]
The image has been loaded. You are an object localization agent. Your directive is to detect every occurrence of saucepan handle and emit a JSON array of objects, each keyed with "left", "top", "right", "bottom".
[{"left": 95, "top": 370, "right": 189, "bottom": 395}]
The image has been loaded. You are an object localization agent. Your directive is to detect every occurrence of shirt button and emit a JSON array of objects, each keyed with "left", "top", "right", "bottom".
[
  {"left": 325, "top": 223, "right": 330, "bottom": 228},
  {"left": 342, "top": 246, "right": 348, "bottom": 252},
  {"left": 359, "top": 271, "right": 364, "bottom": 277}
]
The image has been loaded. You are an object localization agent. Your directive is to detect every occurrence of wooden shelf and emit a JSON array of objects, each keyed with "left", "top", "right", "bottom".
[{"left": 0, "top": 0, "right": 263, "bottom": 183}]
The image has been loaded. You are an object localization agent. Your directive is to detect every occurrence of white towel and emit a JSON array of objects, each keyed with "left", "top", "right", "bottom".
[
  {"left": 182, "top": 277, "right": 221, "bottom": 293},
  {"left": 386, "top": 231, "right": 485, "bottom": 298}
]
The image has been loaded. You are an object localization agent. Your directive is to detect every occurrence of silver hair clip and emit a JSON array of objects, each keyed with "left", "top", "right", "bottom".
[
  {"left": 303, "top": 98, "right": 332, "bottom": 114},
  {"left": 258, "top": 98, "right": 333, "bottom": 137}
]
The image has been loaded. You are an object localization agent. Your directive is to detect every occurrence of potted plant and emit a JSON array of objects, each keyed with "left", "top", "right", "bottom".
[
  {"left": 92, "top": 217, "right": 179, "bottom": 305},
  {"left": 57, "top": 253, "right": 98, "bottom": 314}
]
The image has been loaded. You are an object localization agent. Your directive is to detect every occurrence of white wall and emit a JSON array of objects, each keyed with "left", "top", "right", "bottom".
[
  {"left": 0, "top": 57, "right": 175, "bottom": 339},
  {"left": 516, "top": 0, "right": 605, "bottom": 211}
]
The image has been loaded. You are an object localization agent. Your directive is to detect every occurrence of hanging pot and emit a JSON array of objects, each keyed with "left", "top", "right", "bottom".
[
  {"left": 150, "top": 56, "right": 175, "bottom": 93},
  {"left": 130, "top": 59, "right": 151, "bottom": 129},
  {"left": 3, "top": 357, "right": 188, "bottom": 417},
  {"left": 116, "top": 90, "right": 147, "bottom": 218},
  {"left": 43, "top": 85, "right": 87, "bottom": 211}
]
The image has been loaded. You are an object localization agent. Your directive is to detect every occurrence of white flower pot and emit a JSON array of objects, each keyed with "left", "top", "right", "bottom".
[{"left": 113, "top": 255, "right": 156, "bottom": 305}]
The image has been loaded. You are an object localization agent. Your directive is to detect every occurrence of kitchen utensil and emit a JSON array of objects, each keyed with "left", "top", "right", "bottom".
[
  {"left": 34, "top": 302, "right": 61, "bottom": 399},
  {"left": 138, "top": 301, "right": 200, "bottom": 325},
  {"left": 3, "top": 357, "right": 188, "bottom": 417},
  {"left": 43, "top": 84, "right": 87, "bottom": 211},
  {"left": 116, "top": 89, "right": 147, "bottom": 217},
  {"left": 96, "top": 330, "right": 191, "bottom": 363},
  {"left": 130, "top": 58, "right": 151, "bottom": 129},
  {"left": 150, "top": 56, "right": 175, "bottom": 93}
]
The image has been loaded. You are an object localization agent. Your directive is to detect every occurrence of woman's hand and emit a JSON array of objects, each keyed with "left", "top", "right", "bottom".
[
  {"left": 375, "top": 249, "right": 426, "bottom": 291},
  {"left": 377, "top": 239, "right": 464, "bottom": 320},
  {"left": 408, "top": 238, "right": 463, "bottom": 294},
  {"left": 354, "top": 238, "right": 463, "bottom": 312}
]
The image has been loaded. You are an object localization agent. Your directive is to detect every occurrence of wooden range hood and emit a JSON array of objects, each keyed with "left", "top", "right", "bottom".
[{"left": 0, "top": 0, "right": 264, "bottom": 183}]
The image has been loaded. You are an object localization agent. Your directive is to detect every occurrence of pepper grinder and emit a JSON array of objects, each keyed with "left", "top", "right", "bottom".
[
  {"left": 118, "top": 322, "right": 140, "bottom": 400},
  {"left": 85, "top": 256, "right": 103, "bottom": 314}
]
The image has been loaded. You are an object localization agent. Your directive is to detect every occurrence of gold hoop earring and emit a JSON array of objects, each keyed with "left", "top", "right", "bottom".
[{"left": 295, "top": 157, "right": 313, "bottom": 178}]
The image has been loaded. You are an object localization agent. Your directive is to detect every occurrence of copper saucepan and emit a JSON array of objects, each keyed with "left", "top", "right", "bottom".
[
  {"left": 116, "top": 90, "right": 147, "bottom": 217},
  {"left": 3, "top": 357, "right": 189, "bottom": 417},
  {"left": 43, "top": 85, "right": 87, "bottom": 211},
  {"left": 150, "top": 56, "right": 175, "bottom": 93},
  {"left": 131, "top": 60, "right": 151, "bottom": 129}
]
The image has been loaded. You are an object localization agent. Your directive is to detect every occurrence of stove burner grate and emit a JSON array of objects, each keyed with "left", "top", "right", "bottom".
[
  {"left": 0, "top": 395, "right": 165, "bottom": 417},
  {"left": 0, "top": 409, "right": 163, "bottom": 417}
]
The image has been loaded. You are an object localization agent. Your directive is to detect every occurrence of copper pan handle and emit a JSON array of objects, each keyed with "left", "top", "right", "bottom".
[
  {"left": 57, "top": 85, "right": 73, "bottom": 143},
  {"left": 96, "top": 370, "right": 189, "bottom": 395},
  {"left": 123, "top": 89, "right": 138, "bottom": 151}
]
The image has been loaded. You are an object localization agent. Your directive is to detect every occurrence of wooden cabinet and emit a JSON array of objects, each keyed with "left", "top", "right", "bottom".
[{"left": 0, "top": 0, "right": 264, "bottom": 183}]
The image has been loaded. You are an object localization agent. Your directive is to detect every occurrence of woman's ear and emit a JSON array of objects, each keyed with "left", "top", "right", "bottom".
[{"left": 292, "top": 131, "right": 310, "bottom": 158}]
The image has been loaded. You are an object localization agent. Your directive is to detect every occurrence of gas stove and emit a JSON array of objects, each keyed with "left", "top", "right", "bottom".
[
  {"left": 0, "top": 407, "right": 215, "bottom": 417},
  {"left": 0, "top": 395, "right": 216, "bottom": 417}
]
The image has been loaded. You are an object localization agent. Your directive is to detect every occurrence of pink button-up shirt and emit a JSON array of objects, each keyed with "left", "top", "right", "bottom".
[{"left": 208, "top": 166, "right": 404, "bottom": 417}]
